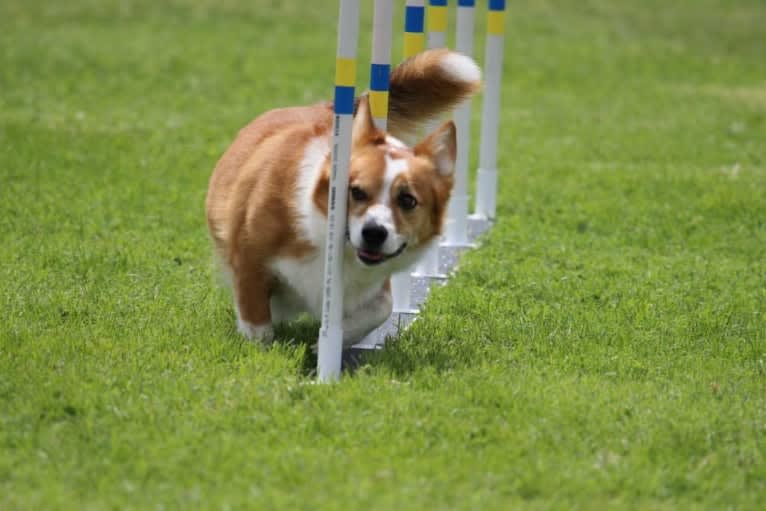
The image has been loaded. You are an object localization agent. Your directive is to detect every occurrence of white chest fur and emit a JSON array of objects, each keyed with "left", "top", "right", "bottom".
[
  {"left": 270, "top": 246, "right": 387, "bottom": 320},
  {"left": 268, "top": 136, "right": 386, "bottom": 319}
]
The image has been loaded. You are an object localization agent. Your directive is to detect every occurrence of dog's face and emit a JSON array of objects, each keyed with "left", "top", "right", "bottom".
[{"left": 345, "top": 99, "right": 455, "bottom": 269}]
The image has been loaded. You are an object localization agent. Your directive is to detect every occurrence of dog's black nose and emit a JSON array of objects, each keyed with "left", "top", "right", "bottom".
[{"left": 361, "top": 222, "right": 388, "bottom": 247}]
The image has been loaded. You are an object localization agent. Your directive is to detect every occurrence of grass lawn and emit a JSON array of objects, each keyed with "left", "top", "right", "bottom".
[{"left": 1, "top": 0, "right": 765, "bottom": 508}]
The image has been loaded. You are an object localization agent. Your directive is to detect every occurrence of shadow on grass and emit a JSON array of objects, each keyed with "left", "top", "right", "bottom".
[
  {"left": 272, "top": 320, "right": 455, "bottom": 379},
  {"left": 272, "top": 317, "right": 320, "bottom": 377},
  {"left": 363, "top": 329, "right": 488, "bottom": 378},
  {"left": 257, "top": 311, "right": 487, "bottom": 380},
  {"left": 271, "top": 320, "right": 391, "bottom": 379}
]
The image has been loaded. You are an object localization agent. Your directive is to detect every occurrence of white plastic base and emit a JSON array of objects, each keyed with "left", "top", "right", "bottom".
[
  {"left": 353, "top": 333, "right": 385, "bottom": 350},
  {"left": 411, "top": 243, "right": 447, "bottom": 279},
  {"left": 443, "top": 194, "right": 475, "bottom": 247},
  {"left": 391, "top": 270, "right": 419, "bottom": 314},
  {"left": 317, "top": 325, "right": 344, "bottom": 382}
]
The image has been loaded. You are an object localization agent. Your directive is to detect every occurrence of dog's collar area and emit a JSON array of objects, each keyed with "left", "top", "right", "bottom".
[{"left": 356, "top": 242, "right": 407, "bottom": 266}]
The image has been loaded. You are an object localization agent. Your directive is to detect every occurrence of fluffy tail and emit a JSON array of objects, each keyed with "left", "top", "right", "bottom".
[{"left": 387, "top": 48, "right": 482, "bottom": 139}]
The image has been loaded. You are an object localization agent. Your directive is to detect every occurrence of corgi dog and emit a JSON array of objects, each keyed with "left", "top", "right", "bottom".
[{"left": 206, "top": 49, "right": 481, "bottom": 347}]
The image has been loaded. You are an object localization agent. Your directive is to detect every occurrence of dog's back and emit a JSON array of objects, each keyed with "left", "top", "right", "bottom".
[{"left": 205, "top": 103, "right": 333, "bottom": 251}]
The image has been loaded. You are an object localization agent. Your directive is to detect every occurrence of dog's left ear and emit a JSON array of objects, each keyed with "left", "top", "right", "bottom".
[
  {"left": 415, "top": 121, "right": 457, "bottom": 177},
  {"left": 352, "top": 96, "right": 384, "bottom": 148}
]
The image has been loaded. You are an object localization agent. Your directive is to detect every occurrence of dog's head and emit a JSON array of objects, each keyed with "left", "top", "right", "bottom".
[{"left": 342, "top": 98, "right": 455, "bottom": 270}]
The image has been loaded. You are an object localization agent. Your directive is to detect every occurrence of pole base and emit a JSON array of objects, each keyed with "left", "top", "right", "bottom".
[
  {"left": 441, "top": 240, "right": 477, "bottom": 249},
  {"left": 412, "top": 243, "right": 448, "bottom": 279},
  {"left": 391, "top": 270, "right": 418, "bottom": 313},
  {"left": 317, "top": 325, "right": 344, "bottom": 382},
  {"left": 444, "top": 194, "right": 472, "bottom": 247}
]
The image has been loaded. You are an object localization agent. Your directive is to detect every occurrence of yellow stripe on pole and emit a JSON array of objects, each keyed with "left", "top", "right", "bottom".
[
  {"left": 403, "top": 32, "right": 425, "bottom": 58},
  {"left": 368, "top": 90, "right": 389, "bottom": 120},
  {"left": 335, "top": 58, "right": 357, "bottom": 86},
  {"left": 426, "top": 6, "right": 448, "bottom": 33},
  {"left": 487, "top": 10, "right": 506, "bottom": 36}
]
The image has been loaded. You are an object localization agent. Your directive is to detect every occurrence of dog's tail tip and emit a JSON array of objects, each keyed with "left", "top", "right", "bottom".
[{"left": 438, "top": 51, "right": 482, "bottom": 88}]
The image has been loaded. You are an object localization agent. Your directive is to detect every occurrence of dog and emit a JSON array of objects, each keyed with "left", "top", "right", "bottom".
[{"left": 206, "top": 49, "right": 481, "bottom": 347}]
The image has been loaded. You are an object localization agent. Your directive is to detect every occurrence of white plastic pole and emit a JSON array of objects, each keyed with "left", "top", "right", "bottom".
[
  {"left": 426, "top": 0, "right": 447, "bottom": 49},
  {"left": 403, "top": 0, "right": 426, "bottom": 59},
  {"left": 391, "top": 271, "right": 416, "bottom": 313},
  {"left": 317, "top": 0, "right": 360, "bottom": 382},
  {"left": 392, "top": 0, "right": 426, "bottom": 313},
  {"left": 353, "top": 0, "right": 396, "bottom": 349},
  {"left": 414, "top": 0, "right": 449, "bottom": 279},
  {"left": 369, "top": 0, "right": 393, "bottom": 131},
  {"left": 473, "top": 0, "right": 505, "bottom": 220},
  {"left": 411, "top": 241, "right": 447, "bottom": 279},
  {"left": 444, "top": 0, "right": 475, "bottom": 246}
]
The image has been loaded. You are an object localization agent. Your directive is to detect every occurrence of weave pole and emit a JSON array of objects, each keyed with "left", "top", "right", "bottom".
[
  {"left": 444, "top": 0, "right": 475, "bottom": 246},
  {"left": 412, "top": 0, "right": 449, "bottom": 279},
  {"left": 426, "top": 0, "right": 448, "bottom": 48},
  {"left": 369, "top": 0, "right": 393, "bottom": 131},
  {"left": 403, "top": 0, "right": 426, "bottom": 59},
  {"left": 317, "top": 0, "right": 360, "bottom": 382},
  {"left": 352, "top": 1, "right": 396, "bottom": 350},
  {"left": 473, "top": 0, "right": 506, "bottom": 220},
  {"left": 391, "top": 0, "right": 426, "bottom": 315}
]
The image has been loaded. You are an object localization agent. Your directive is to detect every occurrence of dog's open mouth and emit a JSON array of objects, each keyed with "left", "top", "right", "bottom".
[{"left": 356, "top": 243, "right": 407, "bottom": 266}]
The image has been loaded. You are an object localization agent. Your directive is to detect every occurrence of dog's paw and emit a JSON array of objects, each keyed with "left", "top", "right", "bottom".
[{"left": 237, "top": 319, "right": 274, "bottom": 345}]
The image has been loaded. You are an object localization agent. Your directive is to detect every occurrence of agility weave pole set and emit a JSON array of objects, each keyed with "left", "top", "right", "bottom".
[{"left": 318, "top": 0, "right": 506, "bottom": 381}]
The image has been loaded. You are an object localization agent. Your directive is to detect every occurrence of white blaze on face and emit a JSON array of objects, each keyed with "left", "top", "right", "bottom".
[
  {"left": 348, "top": 153, "right": 409, "bottom": 256},
  {"left": 385, "top": 135, "right": 407, "bottom": 150}
]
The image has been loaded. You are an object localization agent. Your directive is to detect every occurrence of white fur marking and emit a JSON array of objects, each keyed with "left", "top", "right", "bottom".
[
  {"left": 295, "top": 136, "right": 331, "bottom": 247},
  {"left": 235, "top": 309, "right": 274, "bottom": 343},
  {"left": 385, "top": 135, "right": 407, "bottom": 150},
  {"left": 440, "top": 53, "right": 482, "bottom": 84},
  {"left": 268, "top": 136, "right": 329, "bottom": 318},
  {"left": 348, "top": 153, "right": 409, "bottom": 257},
  {"left": 382, "top": 154, "right": 408, "bottom": 204},
  {"left": 270, "top": 256, "right": 323, "bottom": 316}
]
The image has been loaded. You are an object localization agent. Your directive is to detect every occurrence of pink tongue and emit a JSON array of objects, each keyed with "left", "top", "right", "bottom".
[{"left": 359, "top": 250, "right": 382, "bottom": 261}]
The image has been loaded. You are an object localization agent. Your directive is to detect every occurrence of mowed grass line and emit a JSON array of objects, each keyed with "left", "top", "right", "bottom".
[{"left": 1, "top": 0, "right": 765, "bottom": 509}]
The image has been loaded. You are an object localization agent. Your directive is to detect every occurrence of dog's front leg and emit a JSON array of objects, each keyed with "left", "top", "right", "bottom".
[
  {"left": 234, "top": 265, "right": 274, "bottom": 344},
  {"left": 342, "top": 285, "right": 393, "bottom": 348}
]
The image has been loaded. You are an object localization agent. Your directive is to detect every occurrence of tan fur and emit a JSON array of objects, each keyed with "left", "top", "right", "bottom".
[
  {"left": 206, "top": 49, "right": 480, "bottom": 343},
  {"left": 388, "top": 49, "right": 481, "bottom": 139},
  {"left": 206, "top": 106, "right": 332, "bottom": 328}
]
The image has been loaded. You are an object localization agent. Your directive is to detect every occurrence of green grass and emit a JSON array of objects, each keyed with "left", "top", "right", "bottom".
[{"left": 1, "top": 0, "right": 765, "bottom": 508}]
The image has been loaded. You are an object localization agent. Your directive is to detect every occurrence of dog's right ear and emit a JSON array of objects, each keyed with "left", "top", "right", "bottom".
[{"left": 352, "top": 96, "right": 384, "bottom": 149}]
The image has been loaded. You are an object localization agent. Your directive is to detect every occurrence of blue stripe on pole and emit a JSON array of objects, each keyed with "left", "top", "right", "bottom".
[
  {"left": 489, "top": 0, "right": 505, "bottom": 10},
  {"left": 458, "top": 0, "right": 475, "bottom": 6},
  {"left": 429, "top": 0, "right": 448, "bottom": 6},
  {"left": 334, "top": 86, "right": 355, "bottom": 114},
  {"left": 369, "top": 64, "right": 390, "bottom": 91},
  {"left": 404, "top": 6, "right": 425, "bottom": 32}
]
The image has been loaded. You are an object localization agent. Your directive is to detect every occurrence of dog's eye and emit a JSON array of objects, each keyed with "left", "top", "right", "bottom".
[
  {"left": 350, "top": 186, "right": 368, "bottom": 202},
  {"left": 397, "top": 193, "right": 418, "bottom": 211}
]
